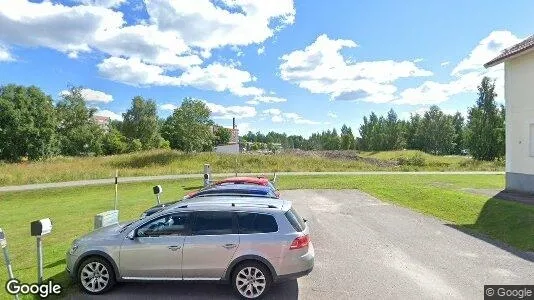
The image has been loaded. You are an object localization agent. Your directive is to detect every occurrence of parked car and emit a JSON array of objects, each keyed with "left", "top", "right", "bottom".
[
  {"left": 141, "top": 184, "right": 279, "bottom": 218},
  {"left": 186, "top": 176, "right": 280, "bottom": 198},
  {"left": 185, "top": 183, "right": 278, "bottom": 199},
  {"left": 66, "top": 196, "right": 314, "bottom": 299}
]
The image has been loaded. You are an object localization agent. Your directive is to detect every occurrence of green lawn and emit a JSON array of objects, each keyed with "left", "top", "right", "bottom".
[
  {"left": 0, "top": 174, "right": 532, "bottom": 299},
  {"left": 0, "top": 149, "right": 504, "bottom": 186}
]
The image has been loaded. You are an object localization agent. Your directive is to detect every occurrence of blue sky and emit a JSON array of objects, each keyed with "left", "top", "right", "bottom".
[{"left": 0, "top": 0, "right": 533, "bottom": 137}]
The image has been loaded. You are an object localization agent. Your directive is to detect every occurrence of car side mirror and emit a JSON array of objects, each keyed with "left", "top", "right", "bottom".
[
  {"left": 127, "top": 230, "right": 136, "bottom": 240},
  {"left": 303, "top": 218, "right": 308, "bottom": 223}
]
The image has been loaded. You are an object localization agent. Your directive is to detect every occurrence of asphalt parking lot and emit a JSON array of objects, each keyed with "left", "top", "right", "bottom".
[{"left": 69, "top": 190, "right": 534, "bottom": 299}]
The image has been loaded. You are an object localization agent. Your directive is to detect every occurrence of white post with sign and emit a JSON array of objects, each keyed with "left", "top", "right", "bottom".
[
  {"left": 153, "top": 185, "right": 163, "bottom": 205},
  {"left": 30, "top": 218, "right": 52, "bottom": 284},
  {"left": 203, "top": 164, "right": 211, "bottom": 187},
  {"left": 114, "top": 169, "right": 119, "bottom": 210}
]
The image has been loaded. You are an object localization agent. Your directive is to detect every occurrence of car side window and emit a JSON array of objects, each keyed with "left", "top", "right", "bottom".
[
  {"left": 192, "top": 211, "right": 235, "bottom": 235},
  {"left": 238, "top": 213, "right": 278, "bottom": 234},
  {"left": 136, "top": 213, "right": 190, "bottom": 237}
]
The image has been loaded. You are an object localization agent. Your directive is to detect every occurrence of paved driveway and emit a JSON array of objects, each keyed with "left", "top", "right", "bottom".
[{"left": 68, "top": 190, "right": 534, "bottom": 299}]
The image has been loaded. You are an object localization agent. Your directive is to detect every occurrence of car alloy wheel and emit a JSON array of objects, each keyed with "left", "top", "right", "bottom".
[
  {"left": 78, "top": 257, "right": 115, "bottom": 294},
  {"left": 233, "top": 262, "right": 271, "bottom": 299}
]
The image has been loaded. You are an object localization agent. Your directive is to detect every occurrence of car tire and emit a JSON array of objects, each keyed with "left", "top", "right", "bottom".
[
  {"left": 232, "top": 261, "right": 272, "bottom": 299},
  {"left": 77, "top": 256, "right": 116, "bottom": 295}
]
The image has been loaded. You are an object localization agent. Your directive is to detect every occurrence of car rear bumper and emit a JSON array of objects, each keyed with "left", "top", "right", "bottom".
[
  {"left": 275, "top": 266, "right": 313, "bottom": 282},
  {"left": 276, "top": 241, "right": 314, "bottom": 281}
]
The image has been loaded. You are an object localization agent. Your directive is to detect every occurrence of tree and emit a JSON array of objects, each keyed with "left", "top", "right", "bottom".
[
  {"left": 0, "top": 84, "right": 58, "bottom": 161},
  {"left": 465, "top": 77, "right": 505, "bottom": 160},
  {"left": 213, "top": 126, "right": 231, "bottom": 145},
  {"left": 384, "top": 109, "right": 404, "bottom": 150},
  {"left": 451, "top": 112, "right": 465, "bottom": 155},
  {"left": 162, "top": 98, "right": 214, "bottom": 152},
  {"left": 121, "top": 96, "right": 162, "bottom": 150},
  {"left": 56, "top": 87, "right": 104, "bottom": 156},
  {"left": 359, "top": 110, "right": 405, "bottom": 151},
  {"left": 102, "top": 128, "right": 128, "bottom": 155},
  {"left": 420, "top": 106, "right": 455, "bottom": 155},
  {"left": 340, "top": 125, "right": 355, "bottom": 150}
]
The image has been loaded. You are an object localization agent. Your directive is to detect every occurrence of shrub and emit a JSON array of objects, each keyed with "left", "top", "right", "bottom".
[
  {"left": 397, "top": 153, "right": 426, "bottom": 167},
  {"left": 128, "top": 139, "right": 143, "bottom": 152}
]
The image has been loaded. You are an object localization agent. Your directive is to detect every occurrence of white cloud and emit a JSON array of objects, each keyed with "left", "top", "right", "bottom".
[
  {"left": 414, "top": 58, "right": 424, "bottom": 63},
  {"left": 0, "top": 0, "right": 124, "bottom": 56},
  {"left": 94, "top": 24, "right": 202, "bottom": 70},
  {"left": 61, "top": 88, "right": 113, "bottom": 103},
  {"left": 237, "top": 122, "right": 254, "bottom": 134},
  {"left": 249, "top": 95, "right": 287, "bottom": 104},
  {"left": 204, "top": 101, "right": 257, "bottom": 119},
  {"left": 440, "top": 61, "right": 450, "bottom": 67},
  {"left": 97, "top": 57, "right": 178, "bottom": 86},
  {"left": 178, "top": 63, "right": 264, "bottom": 96},
  {"left": 327, "top": 112, "right": 338, "bottom": 118},
  {"left": 74, "top": 0, "right": 127, "bottom": 8},
  {"left": 1, "top": 0, "right": 295, "bottom": 98},
  {"left": 145, "top": 0, "right": 295, "bottom": 53},
  {"left": 395, "top": 31, "right": 521, "bottom": 105},
  {"left": 452, "top": 31, "right": 521, "bottom": 76},
  {"left": 246, "top": 100, "right": 260, "bottom": 105},
  {"left": 80, "top": 88, "right": 113, "bottom": 103},
  {"left": 279, "top": 34, "right": 432, "bottom": 103},
  {"left": 98, "top": 57, "right": 263, "bottom": 96},
  {"left": 0, "top": 45, "right": 13, "bottom": 61},
  {"left": 94, "top": 109, "right": 123, "bottom": 121},
  {"left": 257, "top": 46, "right": 265, "bottom": 55},
  {"left": 262, "top": 108, "right": 320, "bottom": 125},
  {"left": 160, "top": 103, "right": 178, "bottom": 111}
]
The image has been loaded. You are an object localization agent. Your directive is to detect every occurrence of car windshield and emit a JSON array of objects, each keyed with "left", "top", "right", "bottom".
[{"left": 119, "top": 220, "right": 136, "bottom": 233}]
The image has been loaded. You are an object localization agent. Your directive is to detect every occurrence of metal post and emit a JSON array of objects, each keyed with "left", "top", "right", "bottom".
[
  {"left": 2, "top": 247, "right": 14, "bottom": 280},
  {"left": 156, "top": 194, "right": 161, "bottom": 205},
  {"left": 36, "top": 236, "right": 43, "bottom": 284},
  {"left": 1, "top": 228, "right": 18, "bottom": 300},
  {"left": 114, "top": 169, "right": 118, "bottom": 210},
  {"left": 203, "top": 164, "right": 211, "bottom": 187}
]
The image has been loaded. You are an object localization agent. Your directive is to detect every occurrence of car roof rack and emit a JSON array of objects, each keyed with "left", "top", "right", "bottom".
[
  {"left": 175, "top": 203, "right": 279, "bottom": 209},
  {"left": 193, "top": 193, "right": 277, "bottom": 199}
]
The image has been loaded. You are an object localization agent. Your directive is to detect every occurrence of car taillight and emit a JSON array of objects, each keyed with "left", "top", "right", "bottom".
[{"left": 289, "top": 235, "right": 309, "bottom": 250}]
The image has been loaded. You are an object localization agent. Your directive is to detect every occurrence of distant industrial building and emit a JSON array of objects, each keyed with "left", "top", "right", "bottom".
[
  {"left": 214, "top": 117, "right": 240, "bottom": 154},
  {"left": 93, "top": 115, "right": 111, "bottom": 131}
]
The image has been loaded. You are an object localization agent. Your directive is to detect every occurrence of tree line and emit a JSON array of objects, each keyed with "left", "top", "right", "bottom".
[
  {"left": 0, "top": 77, "right": 505, "bottom": 162},
  {"left": 0, "top": 85, "right": 229, "bottom": 162},
  {"left": 241, "top": 77, "right": 505, "bottom": 161}
]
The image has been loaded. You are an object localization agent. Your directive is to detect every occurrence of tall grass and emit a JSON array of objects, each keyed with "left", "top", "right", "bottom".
[{"left": 0, "top": 149, "right": 504, "bottom": 186}]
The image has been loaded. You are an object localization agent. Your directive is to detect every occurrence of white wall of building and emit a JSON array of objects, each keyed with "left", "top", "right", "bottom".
[
  {"left": 214, "top": 144, "right": 240, "bottom": 154},
  {"left": 504, "top": 49, "right": 534, "bottom": 176}
]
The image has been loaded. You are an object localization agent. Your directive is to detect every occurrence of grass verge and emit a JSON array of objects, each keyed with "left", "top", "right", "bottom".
[
  {"left": 0, "top": 174, "right": 531, "bottom": 299},
  {"left": 0, "top": 149, "right": 504, "bottom": 186}
]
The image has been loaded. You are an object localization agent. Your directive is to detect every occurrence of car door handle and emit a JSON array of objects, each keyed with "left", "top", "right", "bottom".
[
  {"left": 222, "top": 244, "right": 237, "bottom": 249},
  {"left": 168, "top": 245, "right": 181, "bottom": 251}
]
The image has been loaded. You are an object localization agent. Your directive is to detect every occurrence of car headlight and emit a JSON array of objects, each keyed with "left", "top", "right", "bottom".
[{"left": 68, "top": 243, "right": 79, "bottom": 255}]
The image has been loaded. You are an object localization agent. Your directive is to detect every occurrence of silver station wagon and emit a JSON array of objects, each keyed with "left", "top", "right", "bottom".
[{"left": 66, "top": 196, "right": 314, "bottom": 299}]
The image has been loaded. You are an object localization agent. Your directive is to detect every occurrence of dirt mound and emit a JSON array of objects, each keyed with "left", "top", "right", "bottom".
[{"left": 282, "top": 150, "right": 398, "bottom": 167}]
